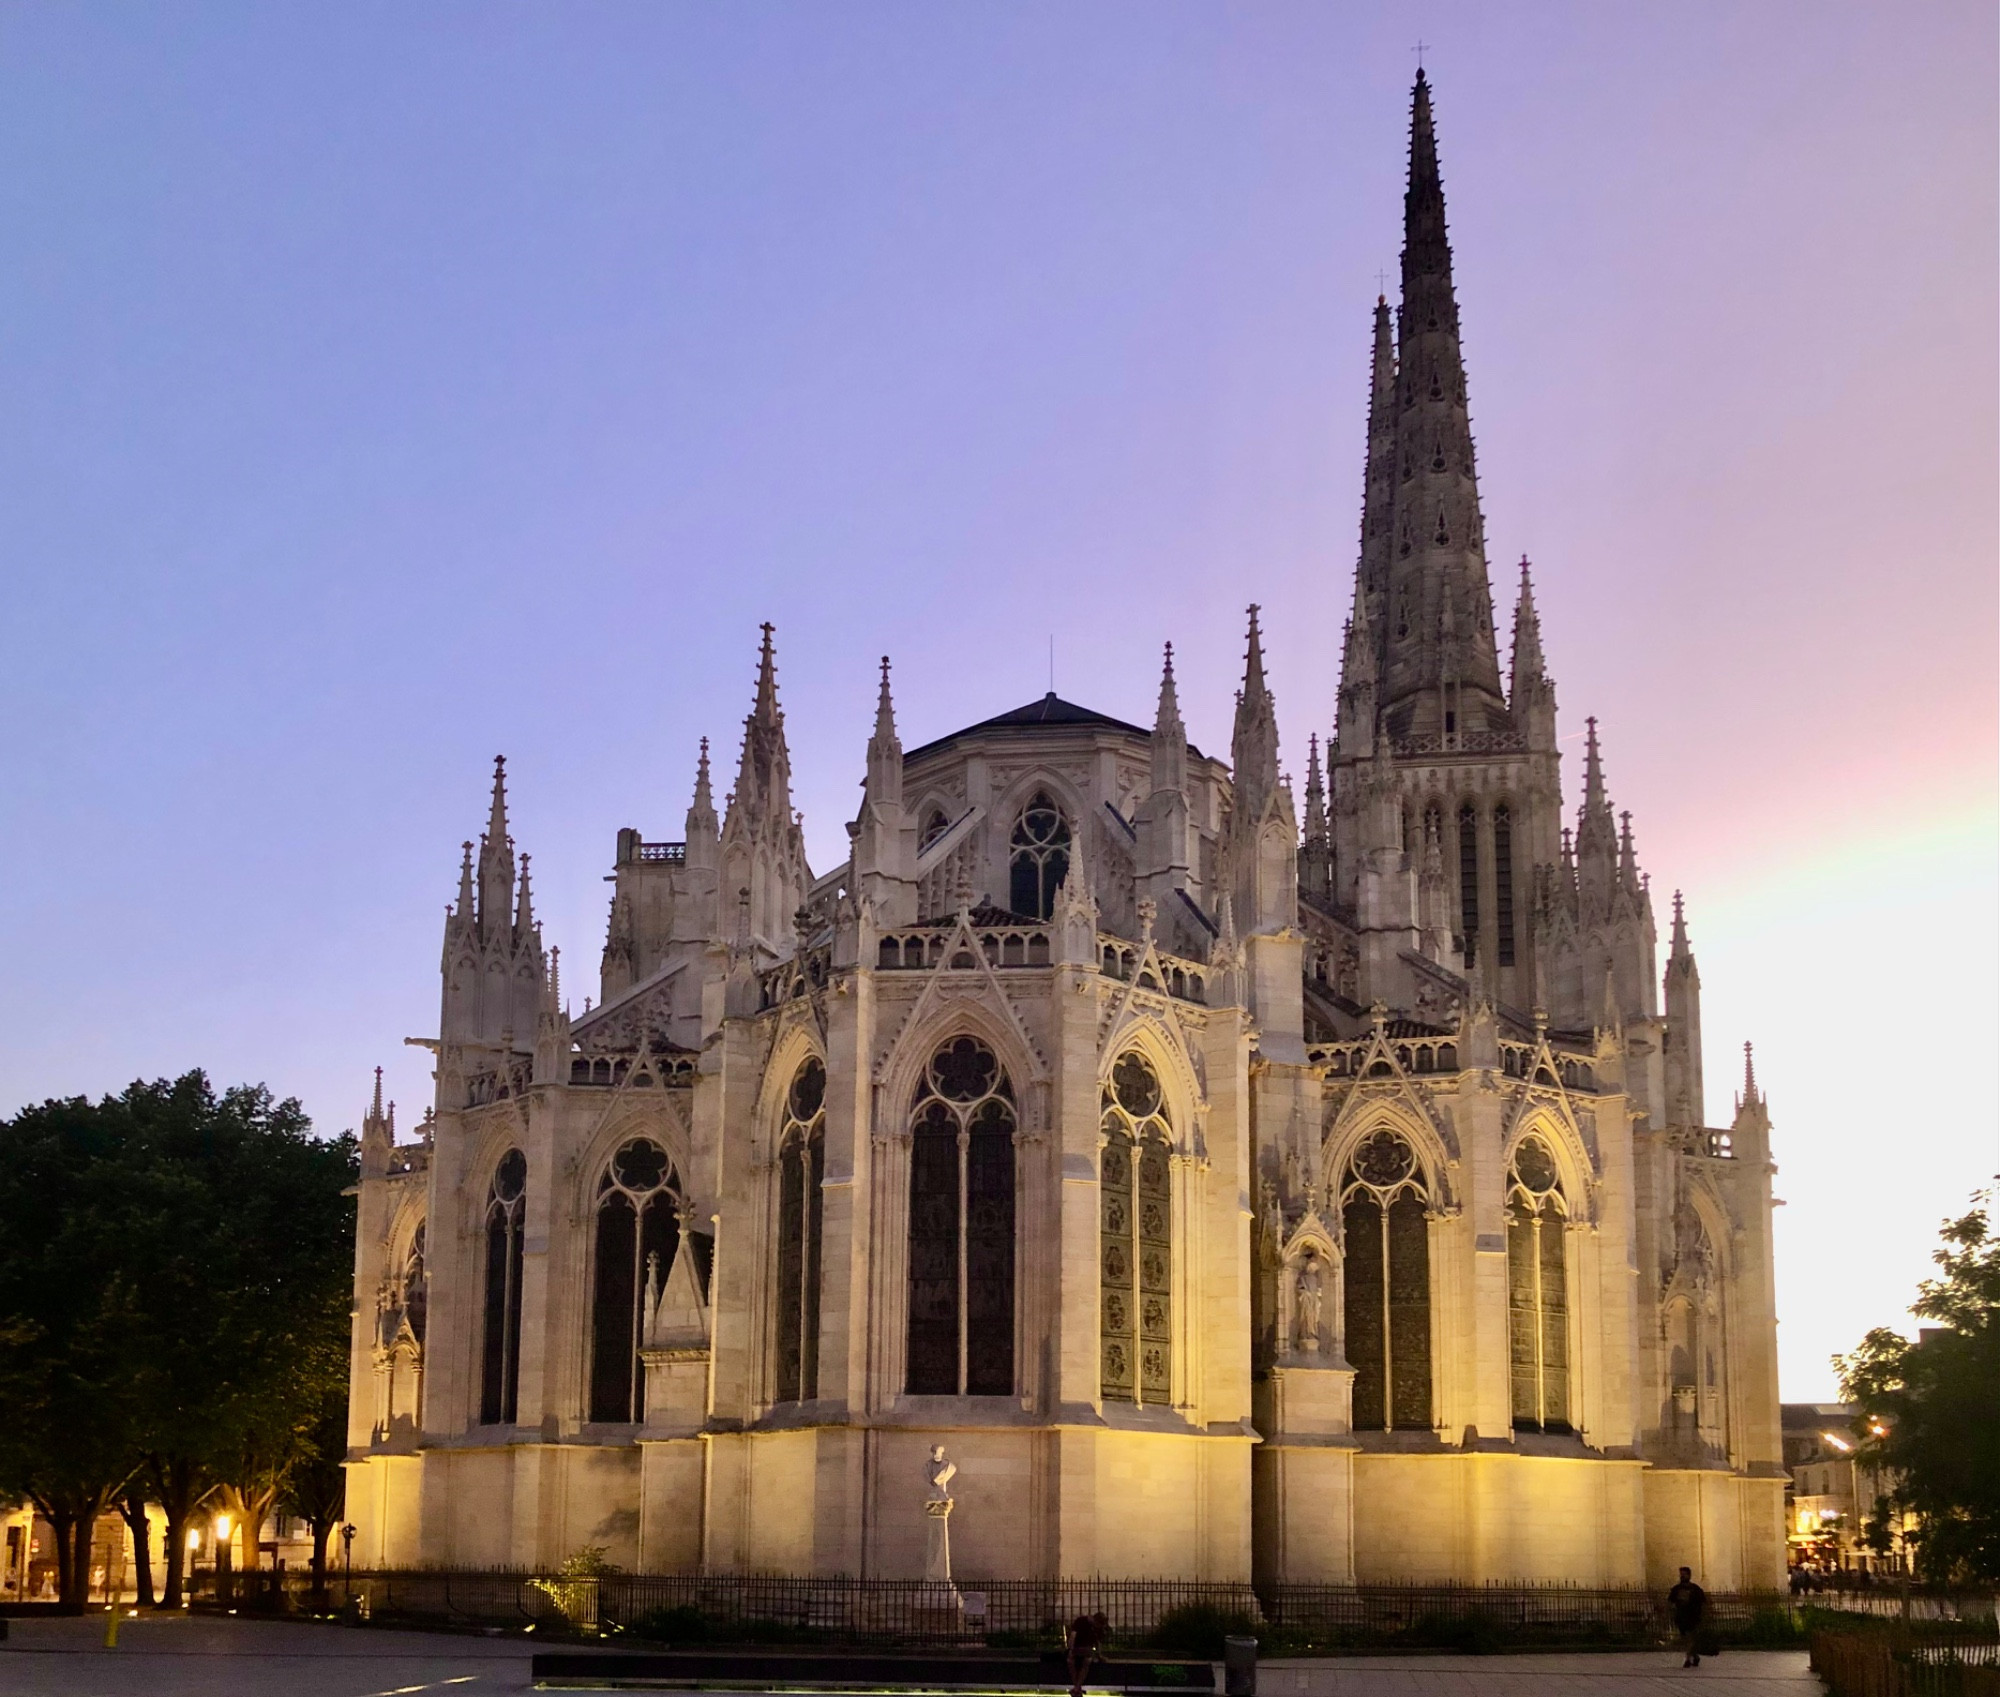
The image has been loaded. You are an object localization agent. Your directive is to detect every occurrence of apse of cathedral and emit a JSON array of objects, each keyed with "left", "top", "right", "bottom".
[{"left": 347, "top": 72, "right": 1785, "bottom": 1589}]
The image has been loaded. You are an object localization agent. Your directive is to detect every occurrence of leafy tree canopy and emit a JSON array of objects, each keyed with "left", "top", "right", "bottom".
[
  {"left": 1837, "top": 1189, "right": 2000, "bottom": 1584},
  {"left": 0, "top": 1071, "right": 355, "bottom": 1602}
]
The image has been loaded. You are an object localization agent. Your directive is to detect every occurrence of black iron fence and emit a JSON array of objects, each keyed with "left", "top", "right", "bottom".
[{"left": 189, "top": 1567, "right": 1825, "bottom": 1650}]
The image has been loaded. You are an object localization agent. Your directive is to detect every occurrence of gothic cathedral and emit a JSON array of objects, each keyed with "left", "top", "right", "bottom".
[{"left": 346, "top": 73, "right": 1785, "bottom": 1589}]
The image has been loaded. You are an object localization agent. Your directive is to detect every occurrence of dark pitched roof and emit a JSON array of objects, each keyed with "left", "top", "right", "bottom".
[{"left": 904, "top": 693, "right": 1151, "bottom": 762}]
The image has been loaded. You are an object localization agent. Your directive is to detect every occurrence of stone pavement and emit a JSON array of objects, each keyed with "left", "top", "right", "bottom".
[{"left": 0, "top": 1613, "right": 1821, "bottom": 1696}]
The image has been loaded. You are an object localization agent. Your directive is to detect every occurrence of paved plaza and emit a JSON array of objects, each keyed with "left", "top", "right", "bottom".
[{"left": 0, "top": 1613, "right": 1822, "bottom": 1697}]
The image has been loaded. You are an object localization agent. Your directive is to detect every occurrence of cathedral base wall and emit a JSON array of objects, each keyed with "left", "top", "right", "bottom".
[
  {"left": 1252, "top": 1441, "right": 1355, "bottom": 1584},
  {"left": 1350, "top": 1452, "right": 1647, "bottom": 1585},
  {"left": 343, "top": 1454, "right": 424, "bottom": 1570},
  {"left": 1641, "top": 1469, "right": 1786, "bottom": 1592}
]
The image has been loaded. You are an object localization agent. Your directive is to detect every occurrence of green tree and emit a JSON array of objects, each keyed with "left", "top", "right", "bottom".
[
  {"left": 280, "top": 1386, "right": 349, "bottom": 1609},
  {"left": 0, "top": 1094, "right": 155, "bottom": 1604},
  {"left": 1836, "top": 1188, "right": 2000, "bottom": 1584},
  {"left": 0, "top": 1073, "right": 356, "bottom": 1607}
]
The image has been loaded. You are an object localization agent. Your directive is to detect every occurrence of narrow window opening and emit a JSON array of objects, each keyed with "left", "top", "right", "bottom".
[
  {"left": 1008, "top": 793, "right": 1071, "bottom": 920},
  {"left": 1099, "top": 1053, "right": 1173, "bottom": 1404},
  {"left": 774, "top": 1057, "right": 826, "bottom": 1403},
  {"left": 1341, "top": 1130, "right": 1433, "bottom": 1432},
  {"left": 906, "top": 1037, "right": 1016, "bottom": 1396},
  {"left": 480, "top": 1152, "right": 526, "bottom": 1426},
  {"left": 589, "top": 1138, "right": 682, "bottom": 1423},
  {"left": 1458, "top": 803, "right": 1480, "bottom": 965},
  {"left": 1495, "top": 804, "right": 1516, "bottom": 967}
]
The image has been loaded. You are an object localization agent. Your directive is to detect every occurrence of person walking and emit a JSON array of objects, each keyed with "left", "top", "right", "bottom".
[
  {"left": 1066, "top": 1610, "right": 1109, "bottom": 1697},
  {"left": 1668, "top": 1567, "right": 1708, "bottom": 1668}
]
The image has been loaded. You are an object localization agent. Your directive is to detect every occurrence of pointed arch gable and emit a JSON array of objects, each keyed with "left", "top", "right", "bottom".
[
  {"left": 1320, "top": 1095, "right": 1453, "bottom": 1210},
  {"left": 875, "top": 987, "right": 1043, "bottom": 1126},
  {"left": 572, "top": 1093, "right": 696, "bottom": 1216},
  {"left": 1501, "top": 1100, "right": 1598, "bottom": 1224},
  {"left": 1097, "top": 1009, "right": 1204, "bottom": 1146},
  {"left": 758, "top": 1022, "right": 828, "bottom": 1136}
]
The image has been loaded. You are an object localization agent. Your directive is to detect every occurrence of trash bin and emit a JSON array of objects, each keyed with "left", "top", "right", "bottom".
[{"left": 1223, "top": 1634, "right": 1257, "bottom": 1697}]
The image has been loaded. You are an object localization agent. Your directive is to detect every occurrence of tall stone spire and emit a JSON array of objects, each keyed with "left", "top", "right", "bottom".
[
  {"left": 866, "top": 655, "right": 903, "bottom": 806},
  {"left": 1231, "top": 604, "right": 1281, "bottom": 822},
  {"left": 1508, "top": 556, "right": 1557, "bottom": 750},
  {"left": 1358, "top": 292, "right": 1397, "bottom": 607},
  {"left": 1151, "top": 642, "right": 1187, "bottom": 794},
  {"left": 855, "top": 656, "right": 916, "bottom": 925},
  {"left": 721, "top": 624, "right": 810, "bottom": 952},
  {"left": 731, "top": 622, "right": 794, "bottom": 828},
  {"left": 1664, "top": 889, "right": 1705, "bottom": 1127},
  {"left": 1575, "top": 715, "right": 1618, "bottom": 921},
  {"left": 477, "top": 755, "right": 515, "bottom": 940},
  {"left": 1377, "top": 70, "right": 1505, "bottom": 730},
  {"left": 686, "top": 737, "right": 718, "bottom": 846},
  {"left": 514, "top": 852, "right": 535, "bottom": 939},
  {"left": 1300, "top": 732, "right": 1332, "bottom": 908}
]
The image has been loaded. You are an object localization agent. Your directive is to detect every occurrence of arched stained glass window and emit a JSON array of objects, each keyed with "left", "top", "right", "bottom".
[
  {"left": 1100, "top": 1052, "right": 1172, "bottom": 1404},
  {"left": 589, "top": 1138, "right": 683, "bottom": 1424},
  {"left": 920, "top": 809, "right": 951, "bottom": 852},
  {"left": 1507, "top": 1137, "right": 1570, "bottom": 1432},
  {"left": 774, "top": 1057, "right": 827, "bottom": 1404},
  {"left": 480, "top": 1153, "right": 526, "bottom": 1426},
  {"left": 1009, "top": 794, "right": 1071, "bottom": 921},
  {"left": 906, "top": 1037, "right": 1016, "bottom": 1396},
  {"left": 1340, "top": 1130, "right": 1432, "bottom": 1431}
]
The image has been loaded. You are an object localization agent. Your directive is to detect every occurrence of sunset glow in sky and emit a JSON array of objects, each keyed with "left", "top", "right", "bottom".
[{"left": 0, "top": 3, "right": 1993, "bottom": 1400}]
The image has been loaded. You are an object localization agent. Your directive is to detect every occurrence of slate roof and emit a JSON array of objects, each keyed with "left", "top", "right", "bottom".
[{"left": 904, "top": 692, "right": 1154, "bottom": 763}]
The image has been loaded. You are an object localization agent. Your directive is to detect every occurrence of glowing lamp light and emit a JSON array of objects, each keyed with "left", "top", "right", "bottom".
[
  {"left": 215, "top": 1515, "right": 232, "bottom": 1540},
  {"left": 186, "top": 1529, "right": 201, "bottom": 1551},
  {"left": 1822, "top": 1432, "right": 1851, "bottom": 1452}
]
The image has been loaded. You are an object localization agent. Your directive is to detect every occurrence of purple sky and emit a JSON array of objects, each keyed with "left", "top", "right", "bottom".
[{"left": 1, "top": 3, "right": 1993, "bottom": 1400}]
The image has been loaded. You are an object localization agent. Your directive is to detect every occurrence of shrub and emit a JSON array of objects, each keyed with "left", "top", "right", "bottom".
[{"left": 1149, "top": 1602, "right": 1258, "bottom": 1658}]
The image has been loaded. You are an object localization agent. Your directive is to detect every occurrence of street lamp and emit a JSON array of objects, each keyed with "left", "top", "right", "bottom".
[
  {"left": 340, "top": 1523, "right": 356, "bottom": 1610},
  {"left": 214, "top": 1514, "right": 233, "bottom": 1607}
]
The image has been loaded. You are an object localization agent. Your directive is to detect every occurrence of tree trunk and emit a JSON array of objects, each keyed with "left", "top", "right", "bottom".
[
  {"left": 119, "top": 1491, "right": 156, "bottom": 1607},
  {"left": 68, "top": 1514, "right": 94, "bottom": 1607},
  {"left": 308, "top": 1519, "right": 331, "bottom": 1611},
  {"left": 146, "top": 1453, "right": 204, "bottom": 1608},
  {"left": 44, "top": 1510, "right": 77, "bottom": 1608}
]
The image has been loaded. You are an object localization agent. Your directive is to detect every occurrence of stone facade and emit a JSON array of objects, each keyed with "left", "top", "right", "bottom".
[{"left": 344, "top": 71, "right": 1787, "bottom": 1590}]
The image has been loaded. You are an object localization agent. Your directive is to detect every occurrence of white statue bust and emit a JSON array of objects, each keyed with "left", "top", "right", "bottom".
[{"left": 926, "top": 1443, "right": 957, "bottom": 1504}]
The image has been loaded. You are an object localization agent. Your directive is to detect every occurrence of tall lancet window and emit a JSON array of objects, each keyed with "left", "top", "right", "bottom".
[
  {"left": 1099, "top": 1052, "right": 1173, "bottom": 1404},
  {"left": 1507, "top": 1138, "right": 1571, "bottom": 1432},
  {"left": 1457, "top": 803, "right": 1479, "bottom": 965},
  {"left": 1009, "top": 794, "right": 1070, "bottom": 920},
  {"left": 774, "top": 1057, "right": 827, "bottom": 1404},
  {"left": 1341, "top": 1130, "right": 1433, "bottom": 1431},
  {"left": 1494, "top": 804, "right": 1516, "bottom": 967},
  {"left": 906, "top": 1037, "right": 1016, "bottom": 1396},
  {"left": 480, "top": 1152, "right": 526, "bottom": 1426},
  {"left": 589, "top": 1138, "right": 683, "bottom": 1424}
]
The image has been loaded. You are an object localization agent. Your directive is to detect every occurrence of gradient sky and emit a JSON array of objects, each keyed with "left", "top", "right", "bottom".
[{"left": 1, "top": 2, "right": 1993, "bottom": 1401}]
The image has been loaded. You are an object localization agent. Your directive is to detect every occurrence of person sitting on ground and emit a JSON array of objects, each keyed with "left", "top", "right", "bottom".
[
  {"left": 1668, "top": 1566, "right": 1708, "bottom": 1668},
  {"left": 1066, "top": 1609, "right": 1109, "bottom": 1697}
]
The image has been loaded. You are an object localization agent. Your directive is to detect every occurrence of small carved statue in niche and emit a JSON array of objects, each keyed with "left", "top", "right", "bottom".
[{"left": 1295, "top": 1253, "right": 1324, "bottom": 1354}]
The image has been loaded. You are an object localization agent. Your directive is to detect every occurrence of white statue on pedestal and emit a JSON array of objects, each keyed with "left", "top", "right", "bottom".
[{"left": 924, "top": 1444, "right": 957, "bottom": 1584}]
